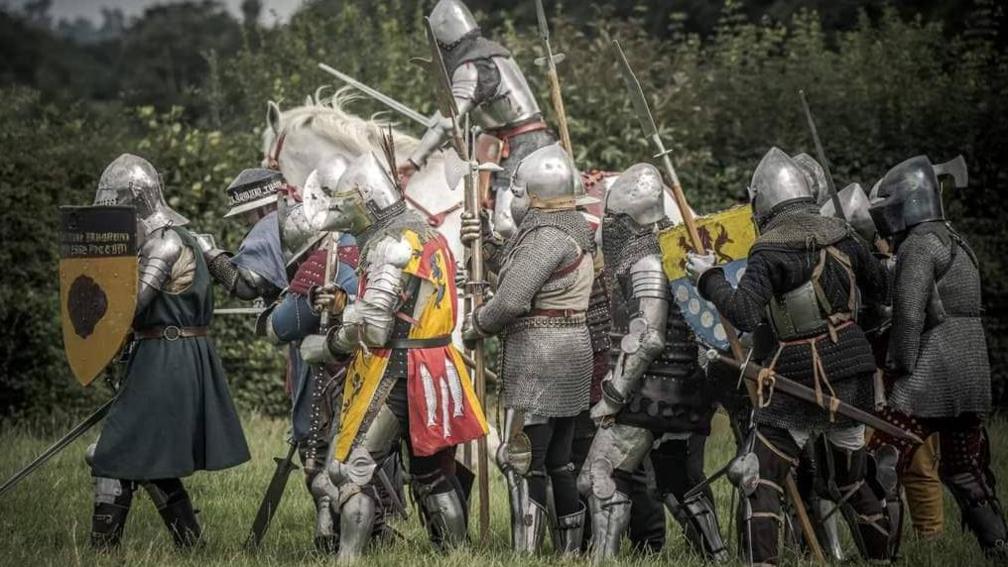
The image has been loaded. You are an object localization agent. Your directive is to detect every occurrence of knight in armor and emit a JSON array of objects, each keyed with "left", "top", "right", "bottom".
[
  {"left": 87, "top": 154, "right": 250, "bottom": 549},
  {"left": 198, "top": 164, "right": 363, "bottom": 551},
  {"left": 300, "top": 152, "right": 488, "bottom": 560},
  {"left": 575, "top": 163, "right": 726, "bottom": 563},
  {"left": 866, "top": 155, "right": 1008, "bottom": 558},
  {"left": 396, "top": 0, "right": 556, "bottom": 236},
  {"left": 460, "top": 143, "right": 594, "bottom": 554},
  {"left": 686, "top": 147, "right": 891, "bottom": 565}
]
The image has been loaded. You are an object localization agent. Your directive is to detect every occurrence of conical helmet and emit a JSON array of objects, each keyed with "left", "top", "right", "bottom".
[
  {"left": 748, "top": 147, "right": 814, "bottom": 225},
  {"left": 303, "top": 156, "right": 351, "bottom": 232},
  {"left": 429, "top": 0, "right": 478, "bottom": 47},
  {"left": 820, "top": 182, "right": 877, "bottom": 243},
  {"left": 605, "top": 163, "right": 666, "bottom": 225},
  {"left": 93, "top": 153, "right": 189, "bottom": 232}
]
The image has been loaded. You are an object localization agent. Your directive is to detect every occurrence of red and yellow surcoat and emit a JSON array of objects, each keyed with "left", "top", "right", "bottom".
[{"left": 334, "top": 229, "right": 488, "bottom": 461}]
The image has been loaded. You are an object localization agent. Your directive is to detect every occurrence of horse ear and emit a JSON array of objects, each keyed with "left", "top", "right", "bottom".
[
  {"left": 304, "top": 94, "right": 314, "bottom": 107},
  {"left": 266, "top": 100, "right": 283, "bottom": 136}
]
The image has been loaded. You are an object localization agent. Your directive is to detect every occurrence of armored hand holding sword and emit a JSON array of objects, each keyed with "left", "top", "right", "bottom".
[
  {"left": 298, "top": 152, "right": 488, "bottom": 560},
  {"left": 864, "top": 155, "right": 1008, "bottom": 559},
  {"left": 86, "top": 154, "right": 250, "bottom": 549},
  {"left": 685, "top": 148, "right": 894, "bottom": 565}
]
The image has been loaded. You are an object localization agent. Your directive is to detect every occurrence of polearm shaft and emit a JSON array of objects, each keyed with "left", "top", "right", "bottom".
[
  {"left": 534, "top": 0, "right": 573, "bottom": 155},
  {"left": 613, "top": 39, "right": 824, "bottom": 562},
  {"left": 423, "top": 17, "right": 490, "bottom": 543},
  {"left": 707, "top": 350, "right": 924, "bottom": 445},
  {"left": 798, "top": 90, "right": 845, "bottom": 221},
  {"left": 0, "top": 395, "right": 117, "bottom": 498}
]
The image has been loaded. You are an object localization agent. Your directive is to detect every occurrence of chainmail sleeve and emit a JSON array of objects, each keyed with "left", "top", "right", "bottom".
[
  {"left": 696, "top": 249, "right": 775, "bottom": 332},
  {"left": 845, "top": 235, "right": 888, "bottom": 308},
  {"left": 889, "top": 231, "right": 941, "bottom": 374},
  {"left": 475, "top": 226, "right": 575, "bottom": 335}
]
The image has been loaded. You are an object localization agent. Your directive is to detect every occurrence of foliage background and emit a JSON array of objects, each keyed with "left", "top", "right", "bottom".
[{"left": 1, "top": 0, "right": 1006, "bottom": 421}]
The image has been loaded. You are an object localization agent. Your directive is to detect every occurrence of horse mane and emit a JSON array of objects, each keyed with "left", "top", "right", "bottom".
[{"left": 264, "top": 86, "right": 431, "bottom": 162}]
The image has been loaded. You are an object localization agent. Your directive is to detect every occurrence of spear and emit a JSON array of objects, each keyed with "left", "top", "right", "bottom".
[
  {"left": 613, "top": 39, "right": 826, "bottom": 563},
  {"left": 533, "top": 0, "right": 573, "bottom": 155},
  {"left": 422, "top": 17, "right": 491, "bottom": 543},
  {"left": 798, "top": 90, "right": 845, "bottom": 221}
]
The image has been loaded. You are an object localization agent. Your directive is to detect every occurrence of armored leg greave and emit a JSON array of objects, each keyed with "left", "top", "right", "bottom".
[
  {"left": 554, "top": 501, "right": 587, "bottom": 556},
  {"left": 941, "top": 425, "right": 1008, "bottom": 558},
  {"left": 666, "top": 491, "right": 729, "bottom": 562},
  {"left": 823, "top": 443, "right": 890, "bottom": 562},
  {"left": 338, "top": 490, "right": 378, "bottom": 561},
  {"left": 308, "top": 469, "right": 340, "bottom": 553},
  {"left": 588, "top": 487, "right": 633, "bottom": 563},
  {"left": 413, "top": 469, "right": 468, "bottom": 551},
  {"left": 143, "top": 479, "right": 202, "bottom": 548},
  {"left": 741, "top": 428, "right": 799, "bottom": 566},
  {"left": 90, "top": 477, "right": 134, "bottom": 549}
]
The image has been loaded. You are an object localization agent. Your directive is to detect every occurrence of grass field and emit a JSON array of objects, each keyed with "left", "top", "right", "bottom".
[{"left": 1, "top": 411, "right": 1005, "bottom": 566}]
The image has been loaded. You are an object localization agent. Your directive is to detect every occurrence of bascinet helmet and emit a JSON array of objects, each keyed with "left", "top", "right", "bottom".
[
  {"left": 792, "top": 152, "right": 831, "bottom": 206},
  {"left": 605, "top": 163, "right": 666, "bottom": 225},
  {"left": 509, "top": 144, "right": 596, "bottom": 221},
  {"left": 303, "top": 156, "right": 351, "bottom": 232},
  {"left": 429, "top": 0, "right": 478, "bottom": 47},
  {"left": 94, "top": 153, "right": 189, "bottom": 232},
  {"left": 820, "top": 182, "right": 878, "bottom": 243},
  {"left": 868, "top": 155, "right": 945, "bottom": 238},
  {"left": 748, "top": 147, "right": 815, "bottom": 226},
  {"left": 223, "top": 168, "right": 283, "bottom": 218},
  {"left": 320, "top": 152, "right": 401, "bottom": 235}
]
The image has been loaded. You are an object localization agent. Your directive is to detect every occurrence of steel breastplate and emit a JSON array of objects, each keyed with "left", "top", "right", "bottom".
[{"left": 470, "top": 57, "right": 541, "bottom": 130}]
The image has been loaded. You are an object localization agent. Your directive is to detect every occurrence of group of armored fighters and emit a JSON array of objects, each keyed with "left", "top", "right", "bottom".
[{"left": 77, "top": 0, "right": 1005, "bottom": 564}]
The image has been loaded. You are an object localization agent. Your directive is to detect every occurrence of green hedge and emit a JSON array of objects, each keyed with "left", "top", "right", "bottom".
[{"left": 2, "top": 2, "right": 1005, "bottom": 420}]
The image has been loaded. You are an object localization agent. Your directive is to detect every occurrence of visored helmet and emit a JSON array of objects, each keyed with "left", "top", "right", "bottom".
[
  {"left": 223, "top": 168, "right": 283, "bottom": 218},
  {"left": 303, "top": 156, "right": 351, "bottom": 232},
  {"left": 429, "top": 0, "right": 478, "bottom": 47},
  {"left": 748, "top": 147, "right": 815, "bottom": 225},
  {"left": 605, "top": 163, "right": 666, "bottom": 225},
  {"left": 509, "top": 143, "right": 596, "bottom": 213},
  {"left": 820, "top": 182, "right": 878, "bottom": 243},
  {"left": 868, "top": 156, "right": 945, "bottom": 238},
  {"left": 94, "top": 153, "right": 189, "bottom": 232},
  {"left": 322, "top": 152, "right": 402, "bottom": 235}
]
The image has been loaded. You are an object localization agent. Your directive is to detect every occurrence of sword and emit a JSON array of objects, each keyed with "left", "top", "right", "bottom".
[
  {"left": 533, "top": 0, "right": 573, "bottom": 155},
  {"left": 798, "top": 90, "right": 845, "bottom": 221},
  {"left": 318, "top": 63, "right": 431, "bottom": 128},
  {"left": 706, "top": 349, "right": 924, "bottom": 444},
  {"left": 245, "top": 439, "right": 299, "bottom": 548},
  {"left": 0, "top": 395, "right": 117, "bottom": 498}
]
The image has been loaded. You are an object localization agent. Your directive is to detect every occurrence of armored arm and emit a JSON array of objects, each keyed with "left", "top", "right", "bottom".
[
  {"left": 407, "top": 63, "right": 480, "bottom": 168},
  {"left": 259, "top": 292, "right": 321, "bottom": 345},
  {"left": 889, "top": 232, "right": 938, "bottom": 374},
  {"left": 326, "top": 236, "right": 410, "bottom": 353},
  {"left": 696, "top": 250, "right": 775, "bottom": 332},
  {"left": 203, "top": 249, "right": 280, "bottom": 300},
  {"left": 472, "top": 227, "right": 571, "bottom": 336},
  {"left": 136, "top": 229, "right": 184, "bottom": 315},
  {"left": 598, "top": 255, "right": 668, "bottom": 410}
]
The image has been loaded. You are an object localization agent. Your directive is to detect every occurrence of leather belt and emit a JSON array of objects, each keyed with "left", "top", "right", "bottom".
[
  {"left": 489, "top": 118, "right": 547, "bottom": 142},
  {"left": 528, "top": 309, "right": 585, "bottom": 318},
  {"left": 387, "top": 335, "right": 452, "bottom": 349},
  {"left": 134, "top": 325, "right": 210, "bottom": 341}
]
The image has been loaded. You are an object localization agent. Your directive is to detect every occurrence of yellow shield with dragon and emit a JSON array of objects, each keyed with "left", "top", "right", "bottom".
[
  {"left": 59, "top": 206, "right": 138, "bottom": 386},
  {"left": 658, "top": 205, "right": 756, "bottom": 349}
]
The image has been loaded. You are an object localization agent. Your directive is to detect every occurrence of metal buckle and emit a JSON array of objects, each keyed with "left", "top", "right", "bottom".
[{"left": 162, "top": 325, "right": 182, "bottom": 341}]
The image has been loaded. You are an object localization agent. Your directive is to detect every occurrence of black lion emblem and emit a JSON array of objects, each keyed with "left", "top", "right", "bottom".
[{"left": 68, "top": 275, "right": 108, "bottom": 339}]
